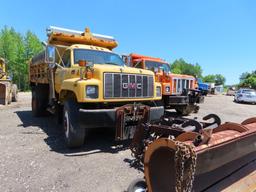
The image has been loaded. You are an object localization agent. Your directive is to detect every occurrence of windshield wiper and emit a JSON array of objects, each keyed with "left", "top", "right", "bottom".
[{"left": 105, "top": 62, "right": 122, "bottom": 66}]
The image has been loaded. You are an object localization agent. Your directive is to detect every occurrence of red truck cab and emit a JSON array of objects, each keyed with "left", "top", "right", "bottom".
[{"left": 124, "top": 53, "right": 203, "bottom": 115}]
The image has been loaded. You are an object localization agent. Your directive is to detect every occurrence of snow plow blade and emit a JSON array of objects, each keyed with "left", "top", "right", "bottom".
[{"left": 129, "top": 115, "right": 256, "bottom": 192}]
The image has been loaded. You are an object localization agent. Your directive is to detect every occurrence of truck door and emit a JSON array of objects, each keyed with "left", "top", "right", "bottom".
[{"left": 55, "top": 50, "right": 71, "bottom": 92}]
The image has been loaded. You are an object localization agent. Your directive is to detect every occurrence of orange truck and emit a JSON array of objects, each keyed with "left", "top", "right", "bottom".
[{"left": 123, "top": 53, "right": 204, "bottom": 115}]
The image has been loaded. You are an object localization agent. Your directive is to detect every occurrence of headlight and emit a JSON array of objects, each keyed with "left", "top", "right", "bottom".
[
  {"left": 156, "top": 86, "right": 162, "bottom": 97},
  {"left": 86, "top": 85, "right": 98, "bottom": 99},
  {"left": 165, "top": 86, "right": 170, "bottom": 93}
]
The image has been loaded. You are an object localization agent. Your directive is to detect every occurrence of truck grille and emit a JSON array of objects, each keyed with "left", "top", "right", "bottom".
[
  {"left": 172, "top": 78, "right": 194, "bottom": 94},
  {"left": 104, "top": 73, "right": 154, "bottom": 99}
]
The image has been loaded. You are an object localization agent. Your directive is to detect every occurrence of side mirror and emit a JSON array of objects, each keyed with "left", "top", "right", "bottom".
[
  {"left": 121, "top": 55, "right": 129, "bottom": 65},
  {"left": 158, "top": 66, "right": 164, "bottom": 73},
  {"left": 45, "top": 45, "right": 56, "bottom": 64},
  {"left": 78, "top": 60, "right": 86, "bottom": 67},
  {"left": 86, "top": 61, "right": 94, "bottom": 68},
  {"left": 78, "top": 60, "right": 94, "bottom": 68}
]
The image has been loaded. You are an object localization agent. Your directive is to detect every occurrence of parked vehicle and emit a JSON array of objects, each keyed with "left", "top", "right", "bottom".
[
  {"left": 123, "top": 53, "right": 204, "bottom": 115},
  {"left": 0, "top": 58, "right": 18, "bottom": 105},
  {"left": 226, "top": 86, "right": 236, "bottom": 96},
  {"left": 29, "top": 26, "right": 164, "bottom": 148},
  {"left": 234, "top": 88, "right": 256, "bottom": 104},
  {"left": 196, "top": 78, "right": 209, "bottom": 96}
]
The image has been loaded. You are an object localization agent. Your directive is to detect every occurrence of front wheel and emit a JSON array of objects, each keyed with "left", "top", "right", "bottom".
[
  {"left": 63, "top": 99, "right": 85, "bottom": 148},
  {"left": 127, "top": 178, "right": 147, "bottom": 192},
  {"left": 175, "top": 105, "right": 194, "bottom": 116},
  {"left": 236, "top": 98, "right": 241, "bottom": 103}
]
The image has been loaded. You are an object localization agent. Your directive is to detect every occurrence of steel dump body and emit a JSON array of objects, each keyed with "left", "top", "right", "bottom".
[{"left": 30, "top": 52, "right": 49, "bottom": 84}]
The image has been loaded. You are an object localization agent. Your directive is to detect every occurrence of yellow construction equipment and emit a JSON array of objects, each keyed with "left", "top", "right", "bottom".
[{"left": 0, "top": 58, "right": 18, "bottom": 105}]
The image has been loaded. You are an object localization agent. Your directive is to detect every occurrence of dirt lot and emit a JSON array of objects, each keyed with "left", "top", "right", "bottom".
[{"left": 0, "top": 92, "right": 255, "bottom": 192}]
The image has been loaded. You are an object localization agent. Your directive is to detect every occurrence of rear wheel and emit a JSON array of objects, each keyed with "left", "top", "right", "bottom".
[
  {"left": 63, "top": 98, "right": 85, "bottom": 148},
  {"left": 202, "top": 91, "right": 208, "bottom": 96},
  {"left": 11, "top": 84, "right": 18, "bottom": 102},
  {"left": 31, "top": 85, "right": 49, "bottom": 117},
  {"left": 127, "top": 178, "right": 147, "bottom": 192}
]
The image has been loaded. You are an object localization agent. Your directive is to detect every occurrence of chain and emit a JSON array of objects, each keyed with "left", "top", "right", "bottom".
[
  {"left": 130, "top": 131, "right": 197, "bottom": 192},
  {"left": 174, "top": 141, "right": 197, "bottom": 192}
]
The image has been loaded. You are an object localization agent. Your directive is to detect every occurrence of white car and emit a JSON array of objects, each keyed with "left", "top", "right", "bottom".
[
  {"left": 234, "top": 89, "right": 256, "bottom": 104},
  {"left": 226, "top": 87, "right": 236, "bottom": 96}
]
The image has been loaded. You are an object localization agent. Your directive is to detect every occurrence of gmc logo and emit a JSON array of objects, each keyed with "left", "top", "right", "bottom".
[{"left": 123, "top": 83, "right": 142, "bottom": 89}]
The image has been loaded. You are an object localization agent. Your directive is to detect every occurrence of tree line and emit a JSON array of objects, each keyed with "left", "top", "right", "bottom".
[
  {"left": 0, "top": 26, "right": 229, "bottom": 91},
  {"left": 171, "top": 58, "right": 256, "bottom": 89},
  {"left": 0, "top": 26, "right": 43, "bottom": 90},
  {"left": 170, "top": 58, "right": 226, "bottom": 85},
  {"left": 239, "top": 71, "right": 256, "bottom": 89}
]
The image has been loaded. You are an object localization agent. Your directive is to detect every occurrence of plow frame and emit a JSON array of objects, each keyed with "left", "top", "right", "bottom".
[{"left": 128, "top": 114, "right": 256, "bottom": 192}]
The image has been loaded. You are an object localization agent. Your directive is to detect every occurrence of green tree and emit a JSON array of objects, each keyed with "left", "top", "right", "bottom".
[
  {"left": 24, "top": 31, "right": 43, "bottom": 59},
  {"left": 214, "top": 74, "right": 226, "bottom": 85},
  {"left": 239, "top": 72, "right": 251, "bottom": 82},
  {"left": 0, "top": 26, "right": 43, "bottom": 90},
  {"left": 203, "top": 75, "right": 215, "bottom": 83},
  {"left": 0, "top": 26, "right": 19, "bottom": 73},
  {"left": 170, "top": 58, "right": 203, "bottom": 77},
  {"left": 239, "top": 71, "right": 256, "bottom": 89},
  {"left": 203, "top": 74, "right": 226, "bottom": 85}
]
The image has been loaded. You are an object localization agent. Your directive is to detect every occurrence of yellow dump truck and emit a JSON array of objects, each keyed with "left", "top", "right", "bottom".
[
  {"left": 29, "top": 26, "right": 163, "bottom": 148},
  {"left": 0, "top": 58, "right": 18, "bottom": 105}
]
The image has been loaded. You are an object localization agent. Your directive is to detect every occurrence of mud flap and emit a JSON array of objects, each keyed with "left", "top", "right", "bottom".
[{"left": 115, "top": 104, "right": 150, "bottom": 141}]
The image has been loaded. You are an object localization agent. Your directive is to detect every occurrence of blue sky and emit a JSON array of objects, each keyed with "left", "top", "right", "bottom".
[{"left": 1, "top": 0, "right": 256, "bottom": 84}]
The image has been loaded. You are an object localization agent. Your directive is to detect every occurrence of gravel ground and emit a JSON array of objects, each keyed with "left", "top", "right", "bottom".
[{"left": 0, "top": 92, "right": 255, "bottom": 192}]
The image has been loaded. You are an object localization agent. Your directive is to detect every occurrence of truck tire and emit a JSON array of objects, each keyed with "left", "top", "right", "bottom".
[
  {"left": 7, "top": 90, "right": 12, "bottom": 104},
  {"left": 127, "top": 178, "right": 147, "bottom": 192},
  {"left": 31, "top": 85, "right": 49, "bottom": 117},
  {"left": 175, "top": 105, "right": 194, "bottom": 116},
  {"left": 56, "top": 104, "right": 63, "bottom": 125},
  {"left": 63, "top": 98, "right": 85, "bottom": 148},
  {"left": 11, "top": 84, "right": 18, "bottom": 102}
]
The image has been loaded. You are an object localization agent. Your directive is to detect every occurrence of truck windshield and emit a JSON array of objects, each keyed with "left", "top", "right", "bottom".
[
  {"left": 197, "top": 78, "right": 203, "bottom": 83},
  {"left": 145, "top": 61, "right": 170, "bottom": 73},
  {"left": 74, "top": 49, "right": 124, "bottom": 66}
]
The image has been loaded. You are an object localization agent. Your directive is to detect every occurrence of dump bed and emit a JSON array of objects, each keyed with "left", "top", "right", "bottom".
[{"left": 29, "top": 51, "right": 49, "bottom": 84}]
